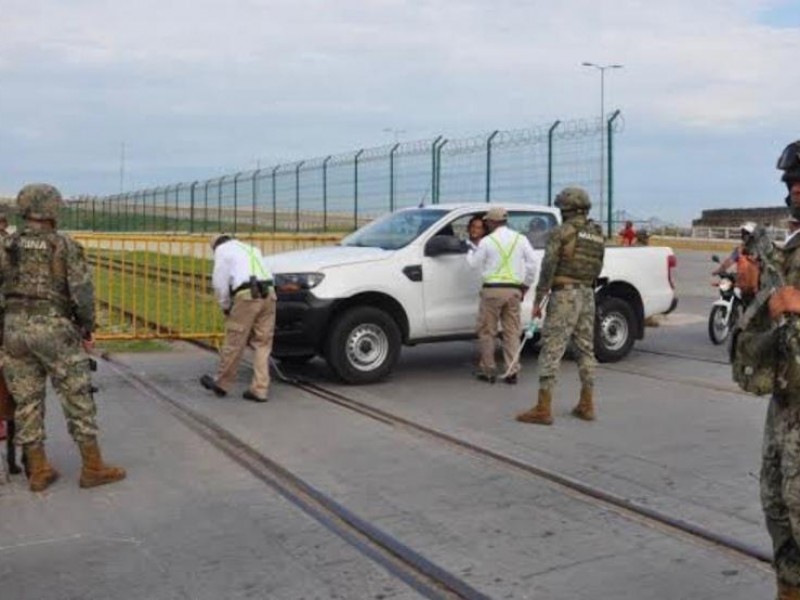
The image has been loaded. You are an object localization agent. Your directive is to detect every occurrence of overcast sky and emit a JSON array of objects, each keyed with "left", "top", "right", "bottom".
[{"left": 1, "top": 0, "right": 799, "bottom": 224}]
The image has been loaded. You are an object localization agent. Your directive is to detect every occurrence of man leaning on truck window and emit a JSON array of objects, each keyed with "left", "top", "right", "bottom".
[
  {"left": 466, "top": 206, "right": 537, "bottom": 384},
  {"left": 201, "top": 234, "right": 276, "bottom": 403}
]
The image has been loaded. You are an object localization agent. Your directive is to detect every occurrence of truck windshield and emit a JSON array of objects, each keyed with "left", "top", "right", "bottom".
[{"left": 340, "top": 209, "right": 448, "bottom": 250}]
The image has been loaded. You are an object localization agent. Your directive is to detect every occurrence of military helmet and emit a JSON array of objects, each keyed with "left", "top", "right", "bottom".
[
  {"left": 778, "top": 140, "right": 800, "bottom": 207},
  {"left": 554, "top": 187, "right": 591, "bottom": 213},
  {"left": 16, "top": 183, "right": 63, "bottom": 220}
]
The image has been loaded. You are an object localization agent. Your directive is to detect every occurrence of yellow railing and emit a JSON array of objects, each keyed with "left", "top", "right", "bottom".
[{"left": 73, "top": 232, "right": 341, "bottom": 342}]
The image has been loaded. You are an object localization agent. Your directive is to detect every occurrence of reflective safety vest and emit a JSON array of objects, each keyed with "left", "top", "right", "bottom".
[
  {"left": 234, "top": 241, "right": 272, "bottom": 280},
  {"left": 484, "top": 234, "right": 523, "bottom": 285}
]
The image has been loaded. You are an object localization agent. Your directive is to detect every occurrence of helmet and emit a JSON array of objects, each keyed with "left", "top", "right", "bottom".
[
  {"left": 16, "top": 183, "right": 62, "bottom": 220},
  {"left": 554, "top": 187, "right": 591, "bottom": 213},
  {"left": 740, "top": 222, "right": 756, "bottom": 235},
  {"left": 778, "top": 140, "right": 800, "bottom": 205}
]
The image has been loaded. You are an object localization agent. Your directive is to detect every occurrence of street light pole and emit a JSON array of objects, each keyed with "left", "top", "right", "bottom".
[{"left": 581, "top": 62, "right": 622, "bottom": 231}]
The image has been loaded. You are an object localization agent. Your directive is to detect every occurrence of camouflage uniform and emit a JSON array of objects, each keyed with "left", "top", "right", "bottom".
[
  {"left": 1, "top": 226, "right": 98, "bottom": 445},
  {"left": 517, "top": 187, "right": 604, "bottom": 425},
  {"left": 0, "top": 183, "right": 124, "bottom": 491},
  {"left": 761, "top": 142, "right": 800, "bottom": 599},
  {"left": 536, "top": 214, "right": 605, "bottom": 391},
  {"left": 762, "top": 221, "right": 800, "bottom": 593}
]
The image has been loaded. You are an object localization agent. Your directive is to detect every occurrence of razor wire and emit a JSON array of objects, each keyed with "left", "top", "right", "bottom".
[{"left": 65, "top": 113, "right": 622, "bottom": 233}]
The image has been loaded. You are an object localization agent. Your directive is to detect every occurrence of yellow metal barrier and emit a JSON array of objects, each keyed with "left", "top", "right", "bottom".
[{"left": 72, "top": 232, "right": 341, "bottom": 342}]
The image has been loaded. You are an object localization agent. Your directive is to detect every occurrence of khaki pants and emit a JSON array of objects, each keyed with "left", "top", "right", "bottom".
[
  {"left": 476, "top": 287, "right": 522, "bottom": 376},
  {"left": 216, "top": 292, "right": 276, "bottom": 398}
]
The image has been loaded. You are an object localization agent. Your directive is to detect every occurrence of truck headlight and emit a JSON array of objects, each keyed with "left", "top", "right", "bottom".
[{"left": 273, "top": 272, "right": 325, "bottom": 293}]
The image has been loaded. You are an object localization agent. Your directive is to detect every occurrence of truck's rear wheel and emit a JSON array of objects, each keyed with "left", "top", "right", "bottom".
[
  {"left": 325, "top": 306, "right": 401, "bottom": 384},
  {"left": 595, "top": 297, "right": 636, "bottom": 363}
]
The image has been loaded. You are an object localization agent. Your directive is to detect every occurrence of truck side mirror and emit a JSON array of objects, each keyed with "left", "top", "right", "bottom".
[{"left": 425, "top": 235, "right": 467, "bottom": 257}]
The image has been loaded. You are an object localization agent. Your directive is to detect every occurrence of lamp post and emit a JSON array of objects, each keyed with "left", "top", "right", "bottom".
[{"left": 581, "top": 62, "right": 623, "bottom": 230}]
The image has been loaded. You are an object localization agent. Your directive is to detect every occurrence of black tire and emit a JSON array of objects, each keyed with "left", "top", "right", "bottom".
[
  {"left": 595, "top": 296, "right": 636, "bottom": 363},
  {"left": 708, "top": 303, "right": 738, "bottom": 345},
  {"left": 324, "top": 306, "right": 402, "bottom": 384}
]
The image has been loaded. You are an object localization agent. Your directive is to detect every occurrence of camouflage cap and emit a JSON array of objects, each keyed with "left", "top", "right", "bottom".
[
  {"left": 554, "top": 187, "right": 591, "bottom": 212},
  {"left": 16, "top": 183, "right": 63, "bottom": 220}
]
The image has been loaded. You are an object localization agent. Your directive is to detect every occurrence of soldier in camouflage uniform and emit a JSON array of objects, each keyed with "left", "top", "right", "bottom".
[
  {"left": 0, "top": 184, "right": 125, "bottom": 492},
  {"left": 762, "top": 141, "right": 800, "bottom": 600},
  {"left": 516, "top": 187, "right": 605, "bottom": 426}
]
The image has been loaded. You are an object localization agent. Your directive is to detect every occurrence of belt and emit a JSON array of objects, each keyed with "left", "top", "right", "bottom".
[
  {"left": 551, "top": 283, "right": 590, "bottom": 291},
  {"left": 482, "top": 283, "right": 524, "bottom": 289},
  {"left": 232, "top": 280, "right": 273, "bottom": 300}
]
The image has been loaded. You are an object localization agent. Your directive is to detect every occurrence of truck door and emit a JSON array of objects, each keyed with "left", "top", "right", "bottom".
[{"left": 420, "top": 214, "right": 484, "bottom": 335}]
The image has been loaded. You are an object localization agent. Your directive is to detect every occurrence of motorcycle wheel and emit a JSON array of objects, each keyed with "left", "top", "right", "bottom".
[{"left": 708, "top": 304, "right": 732, "bottom": 345}]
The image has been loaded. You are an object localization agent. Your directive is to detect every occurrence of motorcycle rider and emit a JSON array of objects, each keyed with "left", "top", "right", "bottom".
[
  {"left": 712, "top": 222, "right": 759, "bottom": 305},
  {"left": 711, "top": 222, "right": 756, "bottom": 276}
]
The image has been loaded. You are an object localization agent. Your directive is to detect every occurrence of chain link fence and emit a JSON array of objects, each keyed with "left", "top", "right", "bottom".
[{"left": 64, "top": 113, "right": 623, "bottom": 235}]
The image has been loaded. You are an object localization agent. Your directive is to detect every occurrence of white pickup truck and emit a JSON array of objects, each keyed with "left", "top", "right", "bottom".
[{"left": 266, "top": 203, "right": 678, "bottom": 384}]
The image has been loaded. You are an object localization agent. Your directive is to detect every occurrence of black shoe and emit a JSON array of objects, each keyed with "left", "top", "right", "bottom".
[
  {"left": 200, "top": 374, "right": 227, "bottom": 397},
  {"left": 475, "top": 373, "right": 496, "bottom": 384},
  {"left": 504, "top": 374, "right": 518, "bottom": 385},
  {"left": 243, "top": 390, "right": 268, "bottom": 403}
]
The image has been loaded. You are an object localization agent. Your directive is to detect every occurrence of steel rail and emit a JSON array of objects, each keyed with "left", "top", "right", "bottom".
[{"left": 102, "top": 356, "right": 492, "bottom": 600}]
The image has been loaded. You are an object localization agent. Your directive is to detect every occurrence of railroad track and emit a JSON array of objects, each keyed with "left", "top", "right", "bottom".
[
  {"left": 104, "top": 356, "right": 491, "bottom": 600},
  {"left": 94, "top": 292, "right": 770, "bottom": 582}
]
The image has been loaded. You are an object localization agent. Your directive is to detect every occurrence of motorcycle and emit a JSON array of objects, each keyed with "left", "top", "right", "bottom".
[{"left": 708, "top": 255, "right": 743, "bottom": 345}]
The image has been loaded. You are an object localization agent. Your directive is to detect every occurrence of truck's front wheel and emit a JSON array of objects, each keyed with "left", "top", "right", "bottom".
[
  {"left": 594, "top": 297, "right": 636, "bottom": 363},
  {"left": 325, "top": 306, "right": 401, "bottom": 384}
]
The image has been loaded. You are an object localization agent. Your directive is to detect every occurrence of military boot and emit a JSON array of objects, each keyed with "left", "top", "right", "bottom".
[
  {"left": 571, "top": 387, "right": 596, "bottom": 421},
  {"left": 516, "top": 389, "right": 553, "bottom": 425},
  {"left": 778, "top": 581, "right": 800, "bottom": 600},
  {"left": 78, "top": 439, "right": 126, "bottom": 488},
  {"left": 24, "top": 443, "right": 59, "bottom": 492}
]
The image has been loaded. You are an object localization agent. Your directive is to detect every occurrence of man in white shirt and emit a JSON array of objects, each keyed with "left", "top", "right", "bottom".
[
  {"left": 467, "top": 207, "right": 537, "bottom": 384},
  {"left": 201, "top": 234, "right": 276, "bottom": 402}
]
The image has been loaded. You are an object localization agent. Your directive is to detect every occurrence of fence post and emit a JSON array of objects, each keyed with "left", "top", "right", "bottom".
[
  {"left": 322, "top": 155, "right": 332, "bottom": 232},
  {"left": 175, "top": 184, "right": 182, "bottom": 231},
  {"left": 485, "top": 130, "right": 499, "bottom": 203},
  {"left": 233, "top": 171, "right": 243, "bottom": 234},
  {"left": 271, "top": 165, "right": 280, "bottom": 233},
  {"left": 218, "top": 176, "right": 226, "bottom": 230},
  {"left": 203, "top": 181, "right": 211, "bottom": 233},
  {"left": 295, "top": 161, "right": 305, "bottom": 233},
  {"left": 91, "top": 197, "right": 96, "bottom": 231},
  {"left": 190, "top": 181, "right": 198, "bottom": 233},
  {"left": 354, "top": 149, "right": 364, "bottom": 230},
  {"left": 434, "top": 139, "right": 448, "bottom": 204},
  {"left": 547, "top": 120, "right": 561, "bottom": 206},
  {"left": 430, "top": 135, "right": 442, "bottom": 205},
  {"left": 606, "top": 110, "right": 621, "bottom": 238},
  {"left": 251, "top": 169, "right": 262, "bottom": 233},
  {"left": 389, "top": 143, "right": 399, "bottom": 212}
]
